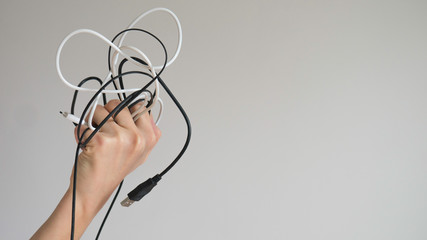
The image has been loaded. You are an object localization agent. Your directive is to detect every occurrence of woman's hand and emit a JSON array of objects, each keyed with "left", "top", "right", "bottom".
[
  {"left": 73, "top": 99, "right": 161, "bottom": 215},
  {"left": 31, "top": 99, "right": 161, "bottom": 239}
]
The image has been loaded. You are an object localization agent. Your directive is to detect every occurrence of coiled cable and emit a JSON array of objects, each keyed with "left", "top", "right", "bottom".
[{"left": 56, "top": 8, "right": 191, "bottom": 240}]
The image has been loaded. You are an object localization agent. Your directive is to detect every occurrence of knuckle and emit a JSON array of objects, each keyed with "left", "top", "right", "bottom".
[
  {"left": 123, "top": 130, "right": 145, "bottom": 153},
  {"left": 82, "top": 134, "right": 103, "bottom": 154},
  {"left": 93, "top": 134, "right": 110, "bottom": 148},
  {"left": 145, "top": 131, "right": 157, "bottom": 149},
  {"left": 155, "top": 127, "right": 162, "bottom": 139},
  {"left": 116, "top": 130, "right": 128, "bottom": 145},
  {"left": 131, "top": 132, "right": 145, "bottom": 150}
]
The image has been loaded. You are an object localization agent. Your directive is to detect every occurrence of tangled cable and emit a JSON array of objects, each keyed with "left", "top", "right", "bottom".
[{"left": 56, "top": 8, "right": 191, "bottom": 240}]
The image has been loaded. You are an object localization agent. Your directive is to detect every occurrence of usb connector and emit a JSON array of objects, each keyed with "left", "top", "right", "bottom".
[
  {"left": 120, "top": 197, "right": 135, "bottom": 207},
  {"left": 121, "top": 174, "right": 162, "bottom": 207}
]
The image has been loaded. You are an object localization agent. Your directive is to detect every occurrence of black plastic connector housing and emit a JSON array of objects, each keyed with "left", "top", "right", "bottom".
[{"left": 129, "top": 174, "right": 161, "bottom": 201}]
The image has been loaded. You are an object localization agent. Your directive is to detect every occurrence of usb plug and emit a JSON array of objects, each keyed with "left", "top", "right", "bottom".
[
  {"left": 121, "top": 174, "right": 161, "bottom": 207},
  {"left": 120, "top": 197, "right": 135, "bottom": 207}
]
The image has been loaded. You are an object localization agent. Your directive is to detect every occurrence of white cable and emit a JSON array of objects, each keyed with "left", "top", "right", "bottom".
[
  {"left": 56, "top": 29, "right": 146, "bottom": 94},
  {"left": 56, "top": 8, "right": 182, "bottom": 93},
  {"left": 57, "top": 8, "right": 181, "bottom": 129},
  {"left": 115, "top": 7, "right": 182, "bottom": 70},
  {"left": 130, "top": 96, "right": 163, "bottom": 126},
  {"left": 154, "top": 97, "right": 163, "bottom": 125}
]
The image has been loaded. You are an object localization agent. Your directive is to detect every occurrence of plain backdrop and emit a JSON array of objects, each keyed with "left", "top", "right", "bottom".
[{"left": 1, "top": 0, "right": 427, "bottom": 239}]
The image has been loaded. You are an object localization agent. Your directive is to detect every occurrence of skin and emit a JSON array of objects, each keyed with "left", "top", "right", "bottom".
[{"left": 31, "top": 99, "right": 161, "bottom": 239}]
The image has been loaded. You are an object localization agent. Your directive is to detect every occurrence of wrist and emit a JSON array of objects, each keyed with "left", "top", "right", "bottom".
[{"left": 67, "top": 178, "right": 120, "bottom": 218}]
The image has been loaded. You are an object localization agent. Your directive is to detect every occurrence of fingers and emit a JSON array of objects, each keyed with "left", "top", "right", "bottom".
[
  {"left": 129, "top": 103, "right": 150, "bottom": 129},
  {"left": 130, "top": 103, "right": 161, "bottom": 146},
  {"left": 85, "top": 105, "right": 115, "bottom": 129},
  {"left": 78, "top": 100, "right": 160, "bottom": 149},
  {"left": 149, "top": 113, "right": 162, "bottom": 139},
  {"left": 104, "top": 99, "right": 136, "bottom": 129}
]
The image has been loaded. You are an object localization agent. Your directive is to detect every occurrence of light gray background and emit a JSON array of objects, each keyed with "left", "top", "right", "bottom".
[{"left": 1, "top": 0, "right": 426, "bottom": 239}]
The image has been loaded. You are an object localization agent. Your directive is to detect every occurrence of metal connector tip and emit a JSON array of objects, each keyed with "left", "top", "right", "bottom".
[
  {"left": 121, "top": 197, "right": 134, "bottom": 207},
  {"left": 59, "top": 111, "right": 67, "bottom": 117}
]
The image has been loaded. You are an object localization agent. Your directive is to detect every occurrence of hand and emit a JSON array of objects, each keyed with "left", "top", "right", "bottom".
[
  {"left": 73, "top": 99, "right": 161, "bottom": 215},
  {"left": 31, "top": 99, "right": 161, "bottom": 239}
]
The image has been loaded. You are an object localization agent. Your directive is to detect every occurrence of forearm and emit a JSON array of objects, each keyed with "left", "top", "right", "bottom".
[{"left": 31, "top": 187, "right": 97, "bottom": 240}]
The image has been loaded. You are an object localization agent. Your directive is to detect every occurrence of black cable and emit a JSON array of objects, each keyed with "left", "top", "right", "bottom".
[
  {"left": 112, "top": 56, "right": 192, "bottom": 177},
  {"left": 120, "top": 74, "right": 192, "bottom": 205},
  {"left": 157, "top": 76, "right": 192, "bottom": 177},
  {"left": 71, "top": 127, "right": 90, "bottom": 240},
  {"left": 71, "top": 76, "right": 107, "bottom": 118},
  {"left": 95, "top": 180, "right": 123, "bottom": 240},
  {"left": 70, "top": 27, "right": 167, "bottom": 240},
  {"left": 68, "top": 27, "right": 191, "bottom": 240},
  {"left": 113, "top": 56, "right": 192, "bottom": 205}
]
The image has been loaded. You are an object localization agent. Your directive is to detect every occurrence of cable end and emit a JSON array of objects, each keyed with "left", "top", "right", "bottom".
[
  {"left": 120, "top": 197, "right": 135, "bottom": 207},
  {"left": 59, "top": 111, "right": 67, "bottom": 117},
  {"left": 121, "top": 174, "right": 161, "bottom": 207}
]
